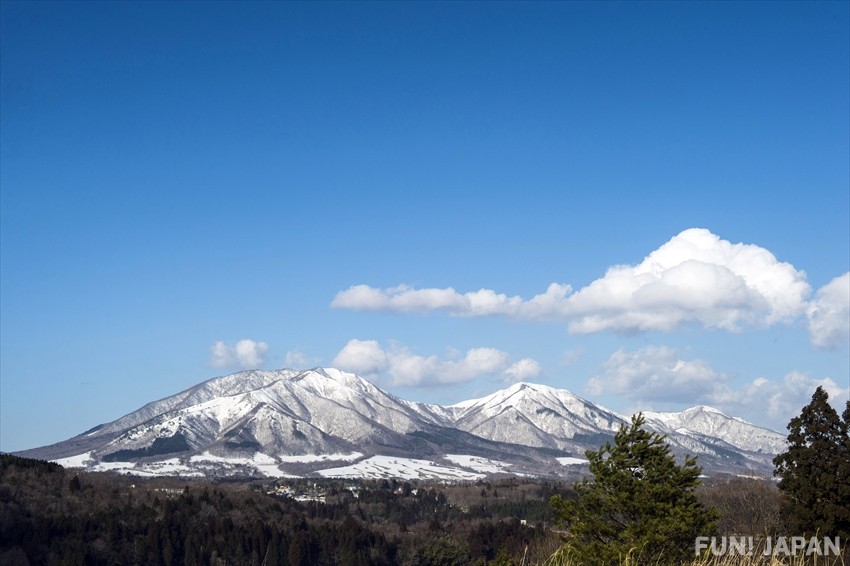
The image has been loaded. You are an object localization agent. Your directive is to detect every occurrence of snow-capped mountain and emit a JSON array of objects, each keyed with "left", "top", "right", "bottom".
[
  {"left": 449, "top": 382, "right": 624, "bottom": 449},
  {"left": 447, "top": 383, "right": 784, "bottom": 473},
  {"left": 643, "top": 406, "right": 786, "bottom": 454},
  {"left": 18, "top": 368, "right": 786, "bottom": 479},
  {"left": 49, "top": 368, "right": 451, "bottom": 460}
]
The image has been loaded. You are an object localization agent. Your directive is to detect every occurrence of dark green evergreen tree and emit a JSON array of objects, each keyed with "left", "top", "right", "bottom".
[
  {"left": 773, "top": 386, "right": 850, "bottom": 537},
  {"left": 843, "top": 400, "right": 850, "bottom": 521},
  {"left": 550, "top": 413, "right": 717, "bottom": 565}
]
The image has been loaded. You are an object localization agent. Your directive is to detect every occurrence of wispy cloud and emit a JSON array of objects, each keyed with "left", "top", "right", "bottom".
[
  {"left": 560, "top": 347, "right": 587, "bottom": 367},
  {"left": 331, "top": 339, "right": 539, "bottom": 387},
  {"left": 209, "top": 339, "right": 269, "bottom": 370},
  {"left": 284, "top": 349, "right": 321, "bottom": 369},
  {"left": 806, "top": 272, "right": 850, "bottom": 350},
  {"left": 730, "top": 371, "right": 850, "bottom": 424},
  {"left": 331, "top": 283, "right": 572, "bottom": 319},
  {"left": 587, "top": 345, "right": 849, "bottom": 429},
  {"left": 332, "top": 228, "right": 815, "bottom": 336},
  {"left": 586, "top": 346, "right": 723, "bottom": 402}
]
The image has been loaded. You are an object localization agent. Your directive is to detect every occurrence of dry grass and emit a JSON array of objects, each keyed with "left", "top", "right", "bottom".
[
  {"left": 537, "top": 544, "right": 847, "bottom": 566},
  {"left": 690, "top": 556, "right": 847, "bottom": 566}
]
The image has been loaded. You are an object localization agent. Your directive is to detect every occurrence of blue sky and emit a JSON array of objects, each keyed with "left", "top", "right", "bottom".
[{"left": 1, "top": 1, "right": 848, "bottom": 452}]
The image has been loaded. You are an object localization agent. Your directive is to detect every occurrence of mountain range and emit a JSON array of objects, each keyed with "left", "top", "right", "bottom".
[{"left": 17, "top": 368, "right": 786, "bottom": 480}]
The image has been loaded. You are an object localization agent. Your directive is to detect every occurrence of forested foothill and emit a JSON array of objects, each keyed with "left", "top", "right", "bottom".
[
  {"left": 0, "top": 454, "right": 565, "bottom": 565},
  {"left": 0, "top": 456, "right": 838, "bottom": 565}
]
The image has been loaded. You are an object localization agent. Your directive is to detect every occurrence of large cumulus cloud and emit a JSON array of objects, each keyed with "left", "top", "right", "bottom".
[
  {"left": 332, "top": 228, "right": 818, "bottom": 337},
  {"left": 565, "top": 228, "right": 810, "bottom": 333}
]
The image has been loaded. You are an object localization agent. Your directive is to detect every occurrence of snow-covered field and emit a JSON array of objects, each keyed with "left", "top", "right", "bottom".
[
  {"left": 443, "top": 454, "right": 513, "bottom": 474},
  {"left": 556, "top": 456, "right": 589, "bottom": 466},
  {"left": 249, "top": 453, "right": 293, "bottom": 478},
  {"left": 317, "top": 455, "right": 486, "bottom": 480},
  {"left": 89, "top": 458, "right": 204, "bottom": 477},
  {"left": 277, "top": 452, "right": 363, "bottom": 463},
  {"left": 52, "top": 451, "right": 298, "bottom": 478},
  {"left": 52, "top": 452, "right": 94, "bottom": 468},
  {"left": 51, "top": 449, "right": 580, "bottom": 479},
  {"left": 188, "top": 452, "right": 296, "bottom": 478}
]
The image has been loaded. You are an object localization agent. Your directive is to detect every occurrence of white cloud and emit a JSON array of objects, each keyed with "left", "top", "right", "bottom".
[
  {"left": 331, "top": 339, "right": 389, "bottom": 375},
  {"left": 806, "top": 272, "right": 850, "bottom": 350},
  {"left": 209, "top": 339, "right": 269, "bottom": 369},
  {"left": 331, "top": 339, "right": 538, "bottom": 387},
  {"left": 284, "top": 349, "right": 320, "bottom": 369},
  {"left": 504, "top": 358, "right": 543, "bottom": 383},
  {"left": 331, "top": 228, "right": 811, "bottom": 334},
  {"left": 586, "top": 346, "right": 724, "bottom": 402},
  {"left": 331, "top": 283, "right": 572, "bottom": 319},
  {"left": 722, "top": 372, "right": 850, "bottom": 424},
  {"left": 587, "top": 346, "right": 849, "bottom": 430},
  {"left": 565, "top": 228, "right": 810, "bottom": 334},
  {"left": 560, "top": 347, "right": 587, "bottom": 367}
]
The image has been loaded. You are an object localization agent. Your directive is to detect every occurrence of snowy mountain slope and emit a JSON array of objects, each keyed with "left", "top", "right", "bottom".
[
  {"left": 93, "top": 370, "right": 295, "bottom": 436},
  {"left": 18, "top": 368, "right": 786, "bottom": 478},
  {"left": 88, "top": 368, "right": 450, "bottom": 459},
  {"left": 644, "top": 406, "right": 786, "bottom": 454},
  {"left": 450, "top": 382, "right": 626, "bottom": 450}
]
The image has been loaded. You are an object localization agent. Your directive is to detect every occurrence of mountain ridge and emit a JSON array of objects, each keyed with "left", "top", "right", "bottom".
[{"left": 17, "top": 367, "right": 786, "bottom": 480}]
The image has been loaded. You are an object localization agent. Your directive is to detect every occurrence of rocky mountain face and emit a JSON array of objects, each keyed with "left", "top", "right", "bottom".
[{"left": 18, "top": 368, "right": 786, "bottom": 480}]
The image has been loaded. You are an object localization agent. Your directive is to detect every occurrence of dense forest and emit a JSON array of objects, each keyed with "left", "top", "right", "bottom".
[
  {"left": 0, "top": 454, "right": 567, "bottom": 565},
  {"left": 0, "top": 453, "right": 830, "bottom": 565}
]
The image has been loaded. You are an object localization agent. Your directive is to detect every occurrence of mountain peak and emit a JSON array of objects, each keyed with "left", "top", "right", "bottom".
[
  {"left": 685, "top": 405, "right": 727, "bottom": 416},
  {"left": 450, "top": 381, "right": 580, "bottom": 410},
  {"left": 646, "top": 405, "right": 753, "bottom": 426}
]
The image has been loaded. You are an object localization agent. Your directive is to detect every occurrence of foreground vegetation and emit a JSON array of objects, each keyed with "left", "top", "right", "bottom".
[
  {"left": 550, "top": 414, "right": 718, "bottom": 565},
  {"left": 544, "top": 388, "right": 849, "bottom": 566},
  {"left": 543, "top": 550, "right": 847, "bottom": 566}
]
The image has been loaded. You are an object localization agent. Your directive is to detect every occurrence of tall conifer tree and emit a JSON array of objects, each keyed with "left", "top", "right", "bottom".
[
  {"left": 773, "top": 386, "right": 850, "bottom": 537},
  {"left": 550, "top": 413, "right": 717, "bottom": 565}
]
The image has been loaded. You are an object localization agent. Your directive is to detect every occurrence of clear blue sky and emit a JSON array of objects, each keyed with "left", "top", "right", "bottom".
[{"left": 2, "top": 1, "right": 848, "bottom": 452}]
